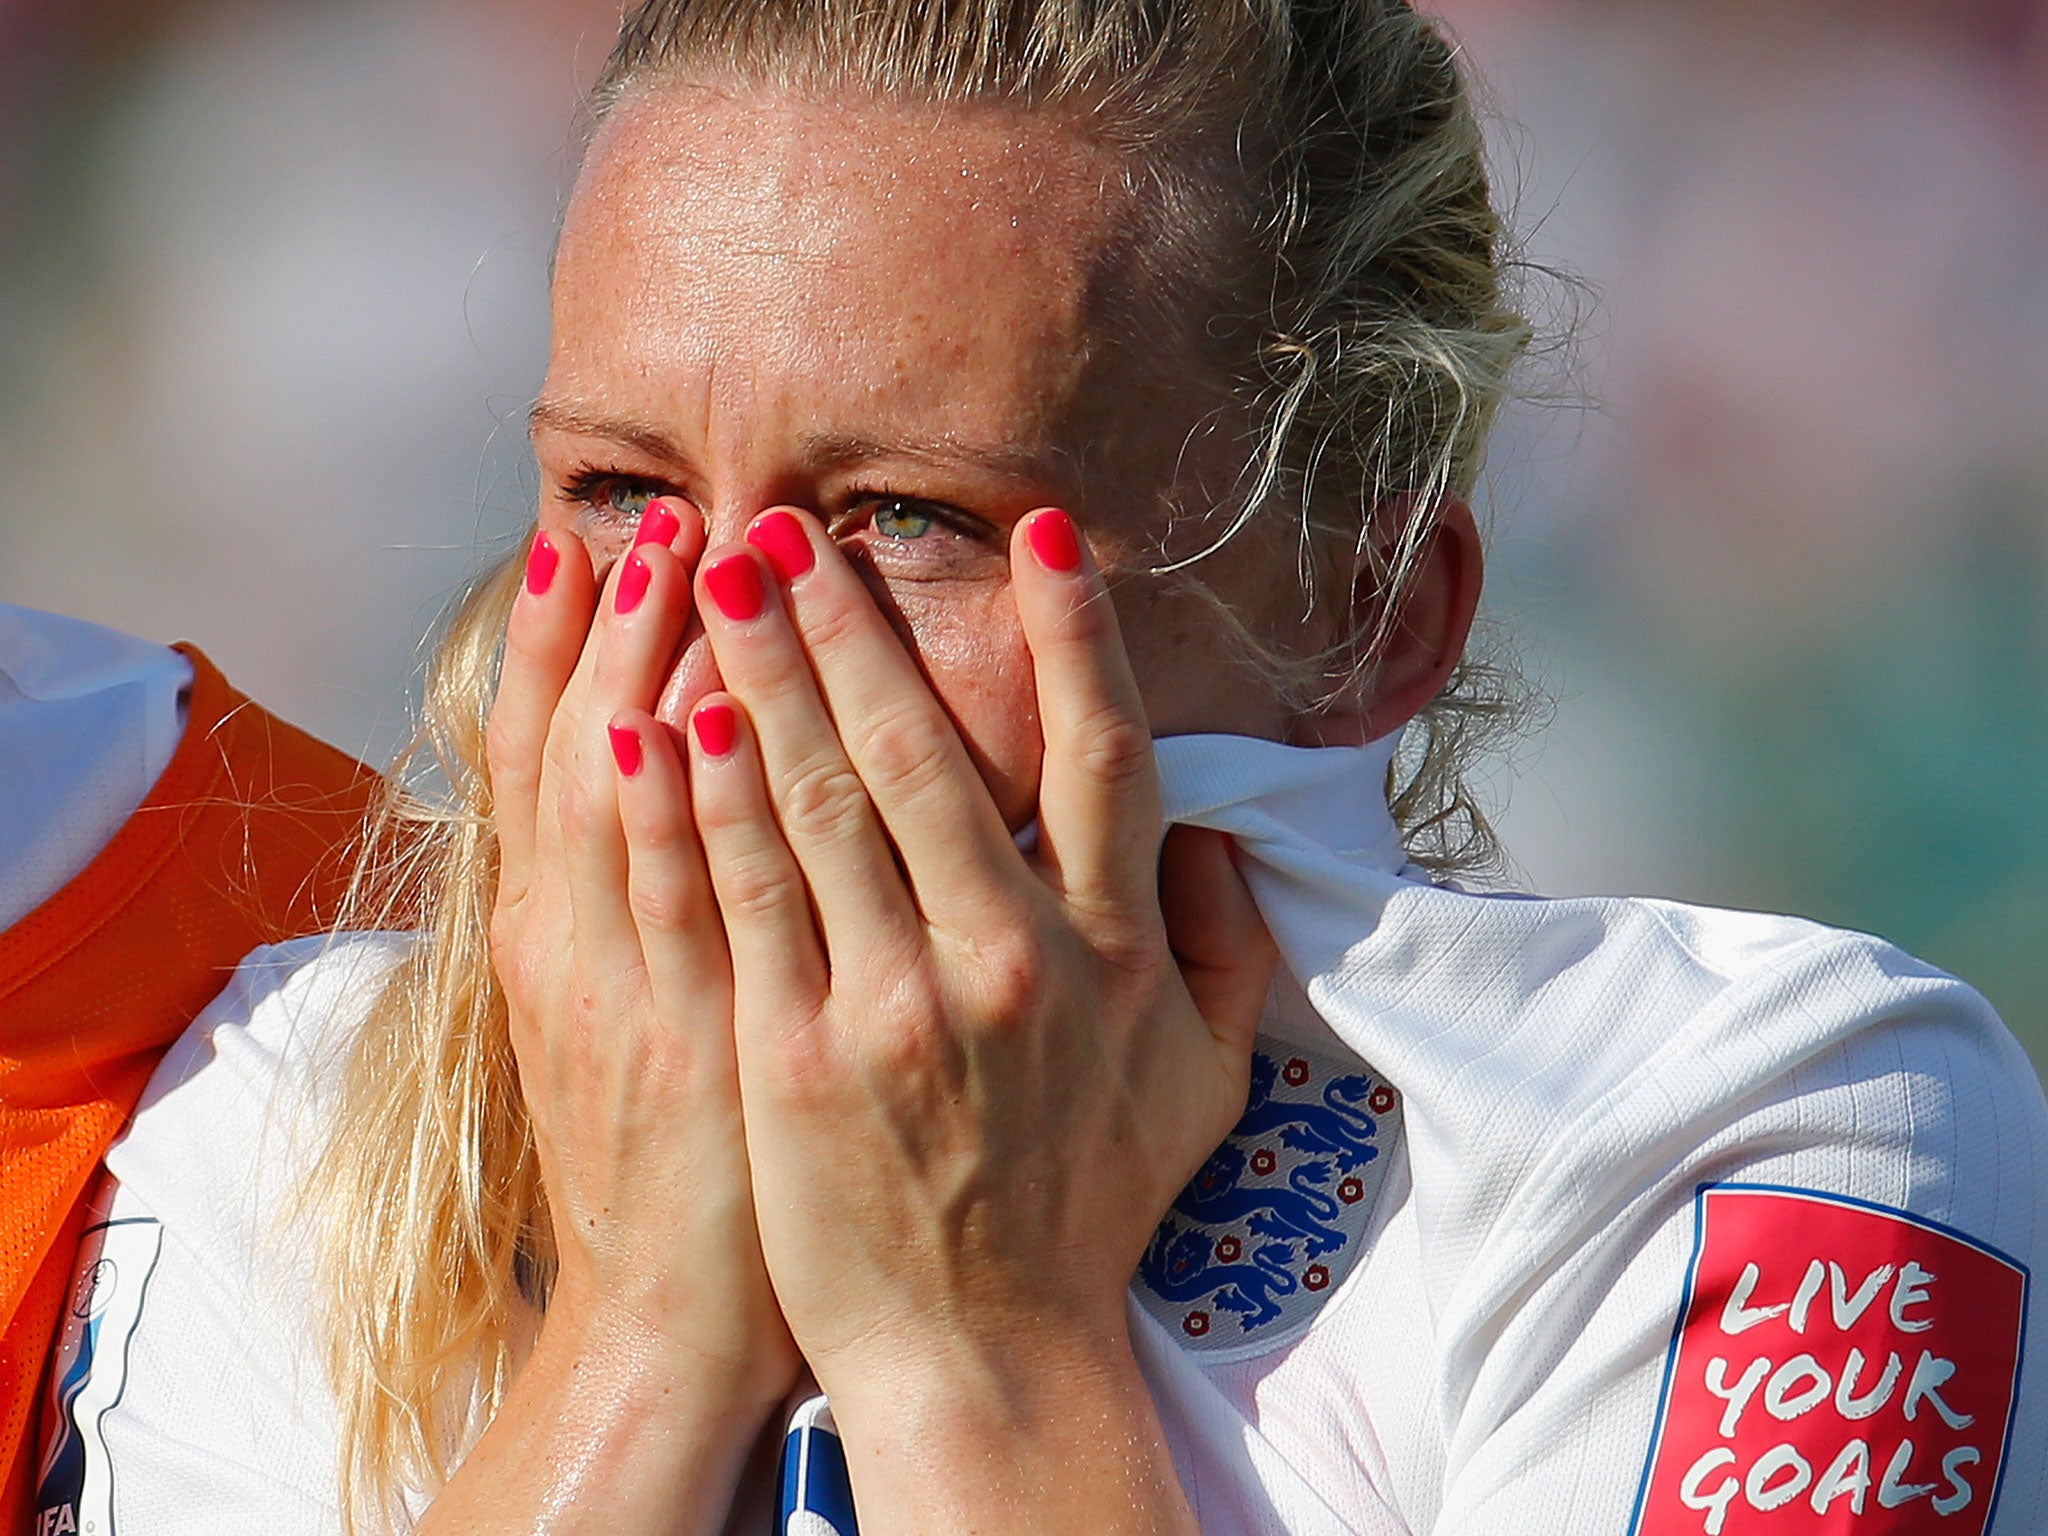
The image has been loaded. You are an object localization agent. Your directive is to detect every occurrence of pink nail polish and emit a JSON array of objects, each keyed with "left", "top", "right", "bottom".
[
  {"left": 692, "top": 703, "right": 738, "bottom": 758},
  {"left": 1026, "top": 509, "right": 1082, "bottom": 573},
  {"left": 608, "top": 722, "right": 643, "bottom": 777},
  {"left": 634, "top": 499, "right": 684, "bottom": 550},
  {"left": 745, "top": 510, "right": 815, "bottom": 583},
  {"left": 525, "top": 532, "right": 559, "bottom": 595},
  {"left": 704, "top": 554, "right": 765, "bottom": 622},
  {"left": 615, "top": 552, "right": 653, "bottom": 615}
]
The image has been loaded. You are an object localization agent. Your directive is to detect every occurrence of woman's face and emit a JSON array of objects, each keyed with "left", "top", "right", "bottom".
[{"left": 534, "top": 79, "right": 1323, "bottom": 827}]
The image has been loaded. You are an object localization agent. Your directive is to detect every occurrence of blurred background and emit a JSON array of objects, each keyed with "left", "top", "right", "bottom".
[{"left": 3, "top": 0, "right": 2043, "bottom": 1073}]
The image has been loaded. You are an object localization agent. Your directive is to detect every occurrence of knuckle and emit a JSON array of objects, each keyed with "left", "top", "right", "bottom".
[
  {"left": 623, "top": 796, "right": 692, "bottom": 861},
  {"left": 499, "top": 606, "right": 555, "bottom": 673},
  {"left": 1074, "top": 707, "right": 1154, "bottom": 788},
  {"left": 779, "top": 754, "right": 872, "bottom": 846},
  {"left": 864, "top": 1001, "right": 946, "bottom": 1083},
  {"left": 489, "top": 917, "right": 547, "bottom": 1023},
  {"left": 767, "top": 1027, "right": 836, "bottom": 1107},
  {"left": 799, "top": 582, "right": 871, "bottom": 655},
  {"left": 717, "top": 844, "right": 798, "bottom": 922},
  {"left": 1068, "top": 887, "right": 1168, "bottom": 968},
  {"left": 626, "top": 872, "right": 703, "bottom": 935},
  {"left": 690, "top": 783, "right": 751, "bottom": 840},
  {"left": 1099, "top": 928, "right": 1166, "bottom": 986},
  {"left": 483, "top": 712, "right": 537, "bottom": 792},
  {"left": 855, "top": 705, "right": 954, "bottom": 803},
  {"left": 552, "top": 772, "right": 607, "bottom": 845},
  {"left": 974, "top": 936, "right": 1047, "bottom": 1028},
  {"left": 488, "top": 903, "right": 519, "bottom": 960}
]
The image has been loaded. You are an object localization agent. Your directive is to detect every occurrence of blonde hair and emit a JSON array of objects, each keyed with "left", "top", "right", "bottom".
[{"left": 315, "top": 1, "right": 1534, "bottom": 1523}]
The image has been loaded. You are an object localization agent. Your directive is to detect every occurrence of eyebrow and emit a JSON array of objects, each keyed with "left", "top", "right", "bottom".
[
  {"left": 798, "top": 429, "right": 1067, "bottom": 483},
  {"left": 527, "top": 399, "right": 689, "bottom": 464},
  {"left": 528, "top": 398, "right": 1067, "bottom": 485}
]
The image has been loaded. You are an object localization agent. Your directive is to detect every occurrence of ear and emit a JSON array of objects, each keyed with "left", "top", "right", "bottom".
[{"left": 1296, "top": 497, "right": 1484, "bottom": 747}]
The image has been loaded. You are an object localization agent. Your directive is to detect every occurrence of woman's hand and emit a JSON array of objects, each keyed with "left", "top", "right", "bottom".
[
  {"left": 422, "top": 504, "right": 797, "bottom": 1536},
  {"left": 684, "top": 506, "right": 1278, "bottom": 1534}
]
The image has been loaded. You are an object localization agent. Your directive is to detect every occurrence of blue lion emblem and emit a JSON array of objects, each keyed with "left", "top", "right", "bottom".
[
  {"left": 1173, "top": 1142, "right": 1349, "bottom": 1256},
  {"left": 1138, "top": 1221, "right": 1301, "bottom": 1329},
  {"left": 1231, "top": 1054, "right": 1381, "bottom": 1172},
  {"left": 1136, "top": 1050, "right": 1392, "bottom": 1340}
]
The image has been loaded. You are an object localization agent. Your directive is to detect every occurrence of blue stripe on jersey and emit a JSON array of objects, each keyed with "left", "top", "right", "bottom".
[{"left": 776, "top": 1398, "right": 859, "bottom": 1536}]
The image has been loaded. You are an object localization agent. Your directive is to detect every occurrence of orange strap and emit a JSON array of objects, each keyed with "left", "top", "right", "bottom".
[{"left": 0, "top": 646, "right": 378, "bottom": 1528}]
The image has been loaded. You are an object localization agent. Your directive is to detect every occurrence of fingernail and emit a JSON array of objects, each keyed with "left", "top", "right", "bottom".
[
  {"left": 692, "top": 703, "right": 737, "bottom": 758},
  {"left": 745, "top": 509, "right": 815, "bottom": 583},
  {"left": 615, "top": 551, "right": 653, "bottom": 615},
  {"left": 525, "top": 532, "right": 559, "bottom": 595},
  {"left": 633, "top": 499, "right": 684, "bottom": 550},
  {"left": 608, "top": 722, "right": 643, "bottom": 777},
  {"left": 1026, "top": 508, "right": 1082, "bottom": 573},
  {"left": 704, "top": 554, "right": 765, "bottom": 622}
]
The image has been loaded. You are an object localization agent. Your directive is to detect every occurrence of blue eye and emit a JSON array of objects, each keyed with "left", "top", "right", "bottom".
[
  {"left": 607, "top": 481, "right": 656, "bottom": 519},
  {"left": 872, "top": 498, "right": 934, "bottom": 540}
]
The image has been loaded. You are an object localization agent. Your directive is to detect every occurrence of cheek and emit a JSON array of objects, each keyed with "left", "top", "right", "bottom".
[
  {"left": 536, "top": 499, "right": 639, "bottom": 574},
  {"left": 1114, "top": 579, "right": 1295, "bottom": 739},
  {"left": 877, "top": 585, "right": 1044, "bottom": 831}
]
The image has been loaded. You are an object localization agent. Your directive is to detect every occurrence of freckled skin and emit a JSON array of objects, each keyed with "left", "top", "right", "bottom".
[{"left": 535, "top": 79, "right": 1327, "bottom": 828}]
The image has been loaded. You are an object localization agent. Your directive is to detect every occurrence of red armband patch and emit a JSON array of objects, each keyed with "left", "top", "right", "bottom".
[{"left": 1631, "top": 1185, "right": 2028, "bottom": 1535}]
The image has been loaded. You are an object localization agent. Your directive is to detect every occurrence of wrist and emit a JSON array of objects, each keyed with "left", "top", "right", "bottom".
[
  {"left": 417, "top": 1288, "right": 786, "bottom": 1536},
  {"left": 823, "top": 1320, "right": 1196, "bottom": 1536},
  {"left": 538, "top": 1272, "right": 791, "bottom": 1436},
  {"left": 822, "top": 1307, "right": 1135, "bottom": 1432}
]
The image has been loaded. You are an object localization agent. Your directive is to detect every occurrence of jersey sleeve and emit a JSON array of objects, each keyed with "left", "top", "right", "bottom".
[
  {"left": 1428, "top": 931, "right": 2048, "bottom": 1536},
  {"left": 0, "top": 604, "right": 193, "bottom": 932},
  {"left": 30, "top": 934, "right": 411, "bottom": 1536}
]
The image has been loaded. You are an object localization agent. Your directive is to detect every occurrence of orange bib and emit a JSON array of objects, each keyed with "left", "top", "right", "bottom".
[{"left": 0, "top": 647, "right": 377, "bottom": 1528}]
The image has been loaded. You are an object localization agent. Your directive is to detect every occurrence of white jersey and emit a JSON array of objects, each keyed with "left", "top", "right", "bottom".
[
  {"left": 35, "top": 734, "right": 2048, "bottom": 1536},
  {"left": 0, "top": 604, "right": 191, "bottom": 932}
]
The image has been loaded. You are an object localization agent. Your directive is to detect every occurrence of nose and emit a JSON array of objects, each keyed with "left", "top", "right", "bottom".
[
  {"left": 651, "top": 498, "right": 809, "bottom": 728},
  {"left": 653, "top": 610, "right": 719, "bottom": 729}
]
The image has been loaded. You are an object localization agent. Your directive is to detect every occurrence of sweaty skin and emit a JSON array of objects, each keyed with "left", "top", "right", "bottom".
[{"left": 532, "top": 81, "right": 1324, "bottom": 826}]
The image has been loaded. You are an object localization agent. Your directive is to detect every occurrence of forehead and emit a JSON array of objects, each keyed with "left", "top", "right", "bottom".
[{"left": 549, "top": 81, "right": 1141, "bottom": 453}]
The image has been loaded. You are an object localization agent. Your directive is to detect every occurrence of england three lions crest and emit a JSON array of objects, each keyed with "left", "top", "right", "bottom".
[{"left": 1134, "top": 1039, "right": 1398, "bottom": 1358}]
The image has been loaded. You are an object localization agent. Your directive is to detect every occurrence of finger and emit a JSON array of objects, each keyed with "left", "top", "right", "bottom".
[
  {"left": 741, "top": 508, "right": 1022, "bottom": 928},
  {"left": 487, "top": 526, "right": 598, "bottom": 909},
  {"left": 531, "top": 500, "right": 695, "bottom": 894},
  {"left": 1158, "top": 826, "right": 1277, "bottom": 1055},
  {"left": 685, "top": 693, "right": 828, "bottom": 1025},
  {"left": 590, "top": 501, "right": 707, "bottom": 735},
  {"left": 608, "top": 709, "right": 730, "bottom": 1015},
  {"left": 1010, "top": 508, "right": 1163, "bottom": 920},
  {"left": 696, "top": 545, "right": 923, "bottom": 968},
  {"left": 559, "top": 502, "right": 706, "bottom": 979}
]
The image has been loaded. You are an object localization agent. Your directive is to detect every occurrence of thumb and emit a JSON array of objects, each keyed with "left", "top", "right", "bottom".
[{"left": 1158, "top": 824, "right": 1278, "bottom": 1054}]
